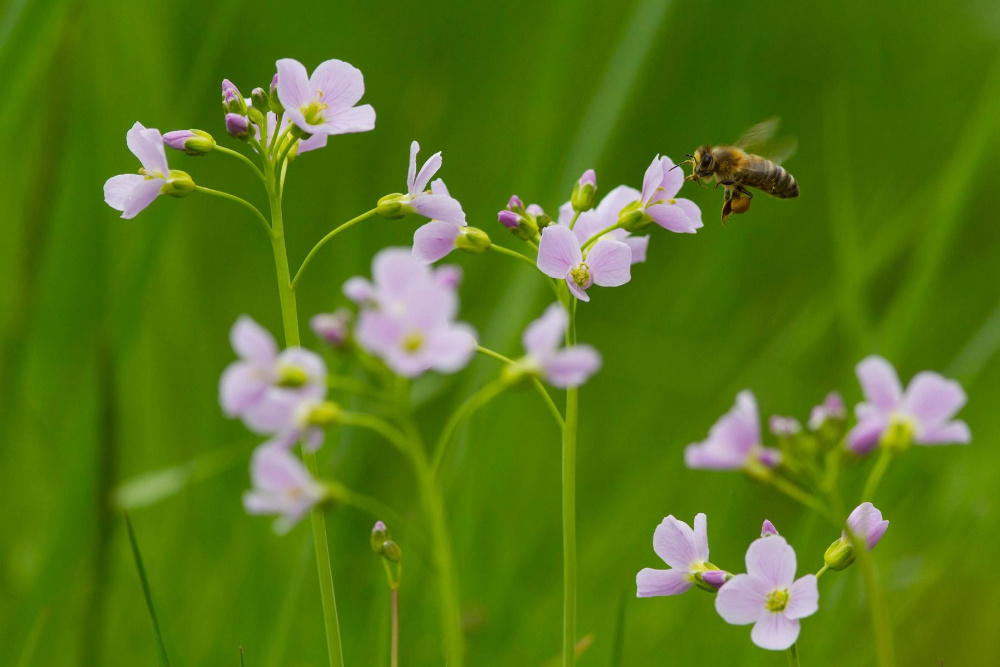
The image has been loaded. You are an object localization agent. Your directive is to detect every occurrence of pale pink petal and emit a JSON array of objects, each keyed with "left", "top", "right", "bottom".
[
  {"left": 750, "top": 613, "right": 800, "bottom": 651},
  {"left": 856, "top": 356, "right": 903, "bottom": 410},
  {"left": 715, "top": 574, "right": 769, "bottom": 625},
  {"left": 243, "top": 490, "right": 284, "bottom": 515},
  {"left": 310, "top": 58, "right": 365, "bottom": 110},
  {"left": 522, "top": 303, "right": 567, "bottom": 358},
  {"left": 251, "top": 444, "right": 314, "bottom": 492},
  {"left": 673, "top": 198, "right": 703, "bottom": 230},
  {"left": 557, "top": 200, "right": 576, "bottom": 228},
  {"left": 424, "top": 323, "right": 477, "bottom": 373},
  {"left": 356, "top": 311, "right": 403, "bottom": 354},
  {"left": 846, "top": 413, "right": 888, "bottom": 455},
  {"left": 104, "top": 174, "right": 144, "bottom": 211},
  {"left": 407, "top": 141, "right": 419, "bottom": 194},
  {"left": 693, "top": 513, "right": 709, "bottom": 562},
  {"left": 275, "top": 58, "right": 311, "bottom": 111},
  {"left": 785, "top": 575, "right": 819, "bottom": 619},
  {"left": 537, "top": 225, "right": 583, "bottom": 279},
  {"left": 586, "top": 240, "right": 632, "bottom": 287},
  {"left": 565, "top": 276, "right": 590, "bottom": 302},
  {"left": 641, "top": 156, "right": 663, "bottom": 205},
  {"left": 343, "top": 277, "right": 375, "bottom": 303},
  {"left": 411, "top": 193, "right": 466, "bottom": 225},
  {"left": 372, "top": 248, "right": 427, "bottom": 299},
  {"left": 430, "top": 179, "right": 450, "bottom": 196},
  {"left": 413, "top": 151, "right": 443, "bottom": 194},
  {"left": 652, "top": 515, "right": 699, "bottom": 570},
  {"left": 745, "top": 536, "right": 796, "bottom": 589},
  {"left": 322, "top": 104, "right": 375, "bottom": 135},
  {"left": 122, "top": 178, "right": 164, "bottom": 219},
  {"left": 918, "top": 420, "right": 971, "bottom": 444},
  {"left": 624, "top": 236, "right": 649, "bottom": 264},
  {"left": 242, "top": 393, "right": 300, "bottom": 434},
  {"left": 219, "top": 363, "right": 269, "bottom": 416},
  {"left": 231, "top": 316, "right": 278, "bottom": 364},
  {"left": 647, "top": 202, "right": 699, "bottom": 234},
  {"left": 636, "top": 568, "right": 692, "bottom": 597},
  {"left": 658, "top": 155, "right": 684, "bottom": 198},
  {"left": 596, "top": 185, "right": 641, "bottom": 224},
  {"left": 542, "top": 345, "right": 602, "bottom": 387},
  {"left": 297, "top": 131, "right": 328, "bottom": 153},
  {"left": 904, "top": 371, "right": 967, "bottom": 427},
  {"left": 126, "top": 122, "right": 168, "bottom": 175},
  {"left": 413, "top": 220, "right": 461, "bottom": 263}
]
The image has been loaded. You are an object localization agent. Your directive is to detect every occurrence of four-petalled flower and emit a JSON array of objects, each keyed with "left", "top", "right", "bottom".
[
  {"left": 684, "top": 391, "right": 781, "bottom": 471},
  {"left": 104, "top": 122, "right": 188, "bottom": 219},
  {"left": 275, "top": 58, "right": 376, "bottom": 138},
  {"left": 636, "top": 513, "right": 718, "bottom": 597},
  {"left": 536, "top": 224, "right": 631, "bottom": 302},
  {"left": 514, "top": 303, "right": 602, "bottom": 387}
]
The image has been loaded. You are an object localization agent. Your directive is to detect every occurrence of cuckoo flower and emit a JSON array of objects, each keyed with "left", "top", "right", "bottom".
[
  {"left": 633, "top": 155, "right": 702, "bottom": 234},
  {"left": 381, "top": 141, "right": 465, "bottom": 225},
  {"left": 243, "top": 445, "right": 326, "bottom": 533},
  {"left": 275, "top": 58, "right": 376, "bottom": 137},
  {"left": 516, "top": 303, "right": 601, "bottom": 387},
  {"left": 104, "top": 122, "right": 185, "bottom": 219},
  {"left": 685, "top": 391, "right": 781, "bottom": 471},
  {"left": 636, "top": 513, "right": 716, "bottom": 597},
  {"left": 351, "top": 249, "right": 477, "bottom": 377},
  {"left": 219, "top": 316, "right": 327, "bottom": 435},
  {"left": 716, "top": 536, "right": 819, "bottom": 651},
  {"left": 537, "top": 224, "right": 631, "bottom": 302},
  {"left": 412, "top": 180, "right": 469, "bottom": 262},
  {"left": 559, "top": 185, "right": 650, "bottom": 264},
  {"left": 846, "top": 356, "right": 971, "bottom": 455}
]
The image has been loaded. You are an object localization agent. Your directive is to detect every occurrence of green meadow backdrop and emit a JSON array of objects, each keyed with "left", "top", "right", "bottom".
[{"left": 2, "top": 0, "right": 1000, "bottom": 664}]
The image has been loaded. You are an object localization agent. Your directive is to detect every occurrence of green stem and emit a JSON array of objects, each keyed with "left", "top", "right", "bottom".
[
  {"left": 815, "top": 564, "right": 829, "bottom": 579},
  {"left": 292, "top": 209, "right": 379, "bottom": 288},
  {"left": 766, "top": 475, "right": 835, "bottom": 522},
  {"left": 432, "top": 379, "right": 508, "bottom": 473},
  {"left": 193, "top": 185, "right": 271, "bottom": 236},
  {"left": 562, "top": 301, "right": 578, "bottom": 667},
  {"left": 328, "top": 375, "right": 387, "bottom": 400},
  {"left": 861, "top": 448, "right": 893, "bottom": 501},
  {"left": 787, "top": 642, "right": 801, "bottom": 667},
  {"left": 568, "top": 210, "right": 581, "bottom": 231},
  {"left": 475, "top": 346, "right": 564, "bottom": 428},
  {"left": 391, "top": 588, "right": 399, "bottom": 667},
  {"left": 213, "top": 145, "right": 265, "bottom": 182},
  {"left": 265, "top": 166, "right": 345, "bottom": 667},
  {"left": 488, "top": 243, "right": 538, "bottom": 270},
  {"left": 580, "top": 223, "right": 621, "bottom": 252}
]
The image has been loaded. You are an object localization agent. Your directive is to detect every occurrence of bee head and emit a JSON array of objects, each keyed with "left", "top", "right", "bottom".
[{"left": 693, "top": 146, "right": 715, "bottom": 176}]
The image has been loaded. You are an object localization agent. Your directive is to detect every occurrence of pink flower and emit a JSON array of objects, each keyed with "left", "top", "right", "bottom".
[
  {"left": 389, "top": 141, "right": 465, "bottom": 225},
  {"left": 846, "top": 356, "right": 970, "bottom": 455},
  {"left": 519, "top": 303, "right": 601, "bottom": 387},
  {"left": 637, "top": 155, "right": 703, "bottom": 233},
  {"left": 243, "top": 444, "right": 326, "bottom": 533},
  {"left": 536, "top": 224, "right": 631, "bottom": 302},
  {"left": 845, "top": 502, "right": 889, "bottom": 550},
  {"left": 412, "top": 180, "right": 468, "bottom": 263},
  {"left": 219, "top": 316, "right": 327, "bottom": 435},
  {"left": 104, "top": 122, "right": 171, "bottom": 219},
  {"left": 275, "top": 58, "right": 376, "bottom": 137},
  {"left": 684, "top": 391, "right": 782, "bottom": 471},
  {"left": 558, "top": 185, "right": 649, "bottom": 264},
  {"left": 636, "top": 513, "right": 711, "bottom": 597},
  {"left": 715, "top": 536, "right": 819, "bottom": 651},
  {"left": 808, "top": 391, "right": 845, "bottom": 431},
  {"left": 350, "top": 249, "right": 477, "bottom": 377}
]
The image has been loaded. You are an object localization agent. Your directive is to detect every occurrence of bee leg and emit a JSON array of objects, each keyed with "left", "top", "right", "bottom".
[
  {"left": 720, "top": 199, "right": 732, "bottom": 226},
  {"left": 714, "top": 178, "right": 737, "bottom": 191},
  {"left": 685, "top": 174, "right": 708, "bottom": 189},
  {"left": 736, "top": 184, "right": 754, "bottom": 199}
]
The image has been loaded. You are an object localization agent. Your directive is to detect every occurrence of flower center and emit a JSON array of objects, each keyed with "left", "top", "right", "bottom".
[
  {"left": 138, "top": 168, "right": 165, "bottom": 180},
  {"left": 765, "top": 588, "right": 790, "bottom": 612},
  {"left": 277, "top": 365, "right": 309, "bottom": 388},
  {"left": 667, "top": 198, "right": 677, "bottom": 204},
  {"left": 402, "top": 331, "right": 424, "bottom": 353},
  {"left": 570, "top": 263, "right": 591, "bottom": 287},
  {"left": 881, "top": 413, "right": 916, "bottom": 452},
  {"left": 301, "top": 99, "right": 329, "bottom": 125}
]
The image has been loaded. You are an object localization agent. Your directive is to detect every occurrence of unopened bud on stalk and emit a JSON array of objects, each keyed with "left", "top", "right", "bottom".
[
  {"left": 526, "top": 204, "right": 552, "bottom": 230},
  {"left": 162, "top": 130, "right": 216, "bottom": 156},
  {"left": 618, "top": 201, "right": 649, "bottom": 233},
  {"left": 456, "top": 227, "right": 491, "bottom": 254},
  {"left": 381, "top": 540, "right": 402, "bottom": 563},
  {"left": 376, "top": 193, "right": 408, "bottom": 219},
  {"left": 221, "top": 79, "right": 247, "bottom": 115},
  {"left": 370, "top": 521, "right": 389, "bottom": 554},
  {"left": 251, "top": 87, "right": 269, "bottom": 112},
  {"left": 571, "top": 169, "right": 597, "bottom": 212},
  {"left": 161, "top": 170, "right": 195, "bottom": 198},
  {"left": 269, "top": 74, "right": 284, "bottom": 114},
  {"left": 696, "top": 569, "right": 730, "bottom": 591},
  {"left": 225, "top": 113, "right": 251, "bottom": 141},
  {"left": 247, "top": 106, "right": 266, "bottom": 129},
  {"left": 761, "top": 520, "right": 779, "bottom": 537}
]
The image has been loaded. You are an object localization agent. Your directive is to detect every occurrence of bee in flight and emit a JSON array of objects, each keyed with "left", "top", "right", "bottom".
[{"left": 675, "top": 118, "right": 799, "bottom": 225}]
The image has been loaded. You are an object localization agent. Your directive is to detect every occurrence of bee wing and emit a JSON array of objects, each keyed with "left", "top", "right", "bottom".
[
  {"left": 757, "top": 136, "right": 798, "bottom": 165},
  {"left": 733, "top": 117, "right": 781, "bottom": 151}
]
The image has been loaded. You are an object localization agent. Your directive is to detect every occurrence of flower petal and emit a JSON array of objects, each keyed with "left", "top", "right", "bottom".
[
  {"left": 231, "top": 315, "right": 278, "bottom": 364},
  {"left": 785, "top": 575, "right": 819, "bottom": 619},
  {"left": 750, "top": 613, "right": 800, "bottom": 651},
  {"left": 343, "top": 276, "right": 375, "bottom": 303},
  {"left": 586, "top": 239, "right": 632, "bottom": 287},
  {"left": 715, "top": 573, "right": 769, "bottom": 625},
  {"left": 658, "top": 155, "right": 684, "bottom": 199},
  {"left": 745, "top": 536, "right": 796, "bottom": 589},
  {"left": 565, "top": 275, "right": 590, "bottom": 302},
  {"left": 372, "top": 248, "right": 428, "bottom": 300},
  {"left": 219, "top": 362, "right": 268, "bottom": 416},
  {"left": 522, "top": 303, "right": 567, "bottom": 358},
  {"left": 413, "top": 220, "right": 461, "bottom": 263},
  {"left": 411, "top": 193, "right": 466, "bottom": 225},
  {"left": 636, "top": 568, "right": 692, "bottom": 598},
  {"left": 672, "top": 198, "right": 703, "bottom": 230},
  {"left": 641, "top": 155, "right": 663, "bottom": 205},
  {"left": 624, "top": 235, "right": 649, "bottom": 264},
  {"left": 647, "top": 202, "right": 699, "bottom": 234},
  {"left": 904, "top": 371, "right": 967, "bottom": 427},
  {"left": 413, "top": 151, "right": 443, "bottom": 194},
  {"left": 856, "top": 356, "right": 903, "bottom": 410},
  {"left": 846, "top": 412, "right": 887, "bottom": 455},
  {"left": 126, "top": 122, "right": 168, "bottom": 175},
  {"left": 104, "top": 174, "right": 144, "bottom": 212},
  {"left": 693, "top": 512, "right": 709, "bottom": 562},
  {"left": 122, "top": 178, "right": 164, "bottom": 219},
  {"left": 310, "top": 58, "right": 365, "bottom": 110},
  {"left": 652, "top": 515, "right": 699, "bottom": 570},
  {"left": 322, "top": 104, "right": 376, "bottom": 135},
  {"left": 407, "top": 141, "right": 419, "bottom": 194},
  {"left": 918, "top": 419, "right": 971, "bottom": 445},
  {"left": 595, "top": 185, "right": 641, "bottom": 225},
  {"left": 537, "top": 225, "right": 583, "bottom": 279},
  {"left": 542, "top": 345, "right": 601, "bottom": 387},
  {"left": 424, "top": 323, "right": 478, "bottom": 373},
  {"left": 275, "top": 58, "right": 311, "bottom": 112}
]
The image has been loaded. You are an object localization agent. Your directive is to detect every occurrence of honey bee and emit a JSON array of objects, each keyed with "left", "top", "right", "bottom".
[{"left": 676, "top": 118, "right": 799, "bottom": 224}]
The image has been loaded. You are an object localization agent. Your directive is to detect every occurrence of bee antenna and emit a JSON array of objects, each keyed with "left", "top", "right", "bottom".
[{"left": 668, "top": 163, "right": 683, "bottom": 171}]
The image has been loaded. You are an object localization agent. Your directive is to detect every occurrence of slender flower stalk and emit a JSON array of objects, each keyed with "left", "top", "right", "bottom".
[{"left": 562, "top": 297, "right": 578, "bottom": 666}]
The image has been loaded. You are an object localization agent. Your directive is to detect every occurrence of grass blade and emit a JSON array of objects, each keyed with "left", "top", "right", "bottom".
[
  {"left": 124, "top": 512, "right": 172, "bottom": 667},
  {"left": 14, "top": 607, "right": 49, "bottom": 667}
]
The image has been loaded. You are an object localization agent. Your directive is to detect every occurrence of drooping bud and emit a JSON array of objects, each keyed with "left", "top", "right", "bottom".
[
  {"left": 571, "top": 168, "right": 597, "bottom": 213},
  {"left": 311, "top": 309, "right": 352, "bottom": 347},
  {"left": 160, "top": 170, "right": 195, "bottom": 198},
  {"left": 761, "top": 520, "right": 779, "bottom": 537},
  {"left": 163, "top": 130, "right": 216, "bottom": 156},
  {"left": 221, "top": 79, "right": 248, "bottom": 115},
  {"left": 269, "top": 74, "right": 284, "bottom": 114},
  {"left": 456, "top": 227, "right": 492, "bottom": 254},
  {"left": 377, "top": 193, "right": 408, "bottom": 219},
  {"left": 698, "top": 569, "right": 730, "bottom": 590},
  {"left": 381, "top": 540, "right": 402, "bottom": 563},
  {"left": 251, "top": 87, "right": 269, "bottom": 112},
  {"left": 225, "top": 113, "right": 251, "bottom": 141},
  {"left": 370, "top": 521, "right": 389, "bottom": 553}
]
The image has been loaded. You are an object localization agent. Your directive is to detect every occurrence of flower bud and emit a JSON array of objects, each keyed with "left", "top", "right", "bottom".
[
  {"left": 381, "top": 540, "right": 402, "bottom": 563},
  {"left": 269, "top": 74, "right": 284, "bottom": 114},
  {"left": 571, "top": 169, "right": 597, "bottom": 212},
  {"left": 247, "top": 106, "right": 266, "bottom": 129},
  {"left": 698, "top": 569, "right": 730, "bottom": 591},
  {"left": 769, "top": 415, "right": 801, "bottom": 438},
  {"left": 507, "top": 194, "right": 525, "bottom": 213},
  {"left": 221, "top": 79, "right": 247, "bottom": 115},
  {"left": 526, "top": 204, "right": 552, "bottom": 230},
  {"left": 370, "top": 521, "right": 389, "bottom": 553},
  {"left": 305, "top": 400, "right": 341, "bottom": 427},
  {"left": 456, "top": 227, "right": 491, "bottom": 254},
  {"left": 808, "top": 391, "right": 846, "bottom": 431},
  {"left": 823, "top": 536, "right": 855, "bottom": 571},
  {"left": 225, "top": 113, "right": 251, "bottom": 141},
  {"left": 161, "top": 170, "right": 195, "bottom": 198},
  {"left": 618, "top": 202, "right": 650, "bottom": 233},
  {"left": 251, "top": 87, "right": 269, "bottom": 112},
  {"left": 761, "top": 519, "right": 779, "bottom": 537},
  {"left": 163, "top": 129, "right": 216, "bottom": 156},
  {"left": 377, "top": 193, "right": 408, "bottom": 219},
  {"left": 498, "top": 209, "right": 520, "bottom": 230},
  {"left": 311, "top": 309, "right": 352, "bottom": 347}
]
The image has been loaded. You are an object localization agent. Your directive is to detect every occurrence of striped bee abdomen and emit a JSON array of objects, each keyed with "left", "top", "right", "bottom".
[{"left": 740, "top": 155, "right": 799, "bottom": 199}]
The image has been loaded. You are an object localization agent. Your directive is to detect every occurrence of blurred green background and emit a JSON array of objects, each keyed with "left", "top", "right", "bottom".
[{"left": 3, "top": 0, "right": 1000, "bottom": 664}]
